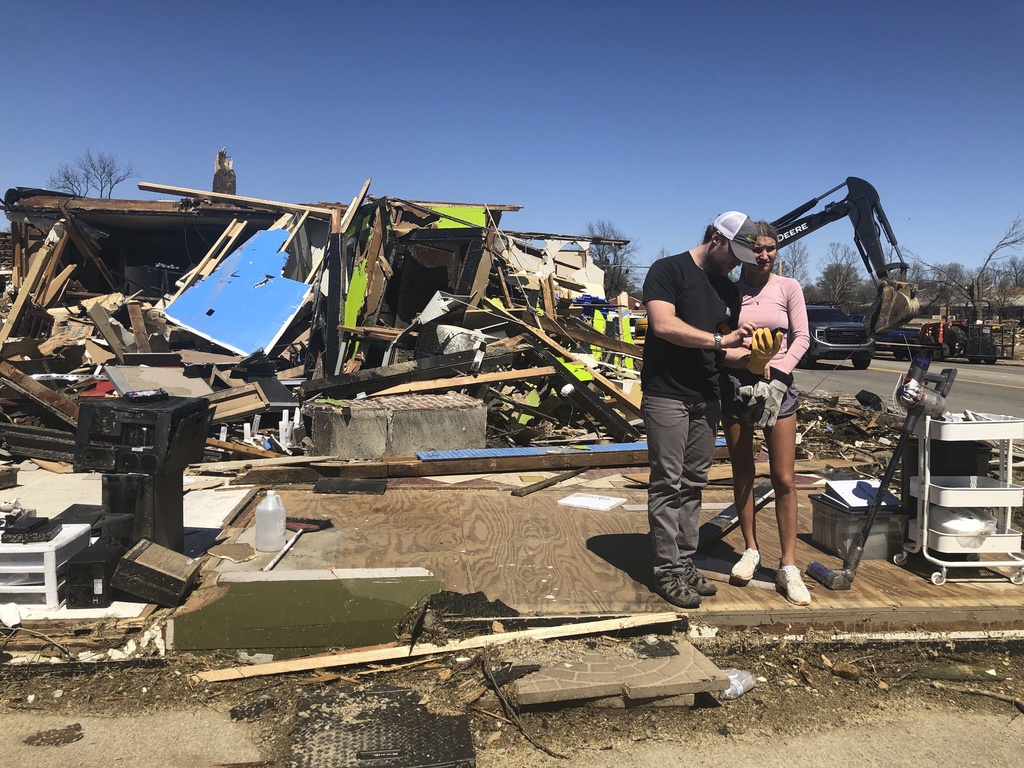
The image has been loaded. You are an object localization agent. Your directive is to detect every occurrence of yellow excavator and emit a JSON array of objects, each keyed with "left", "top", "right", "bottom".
[{"left": 772, "top": 177, "right": 919, "bottom": 338}]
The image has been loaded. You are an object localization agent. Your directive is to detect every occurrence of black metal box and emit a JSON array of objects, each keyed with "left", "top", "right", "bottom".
[
  {"left": 74, "top": 396, "right": 213, "bottom": 476},
  {"left": 66, "top": 541, "right": 126, "bottom": 609}
]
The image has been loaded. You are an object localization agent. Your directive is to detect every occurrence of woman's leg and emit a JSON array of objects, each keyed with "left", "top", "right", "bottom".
[
  {"left": 723, "top": 415, "right": 758, "bottom": 551},
  {"left": 765, "top": 412, "right": 798, "bottom": 566}
]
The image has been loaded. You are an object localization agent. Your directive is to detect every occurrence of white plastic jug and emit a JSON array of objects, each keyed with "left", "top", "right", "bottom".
[{"left": 254, "top": 490, "right": 286, "bottom": 552}]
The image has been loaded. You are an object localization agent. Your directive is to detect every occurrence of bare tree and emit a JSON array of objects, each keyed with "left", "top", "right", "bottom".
[
  {"left": 776, "top": 240, "right": 812, "bottom": 285},
  {"left": 814, "top": 243, "right": 865, "bottom": 309},
  {"left": 922, "top": 216, "right": 1024, "bottom": 320},
  {"left": 586, "top": 220, "right": 642, "bottom": 297},
  {"left": 997, "top": 255, "right": 1024, "bottom": 288},
  {"left": 48, "top": 150, "right": 136, "bottom": 198}
]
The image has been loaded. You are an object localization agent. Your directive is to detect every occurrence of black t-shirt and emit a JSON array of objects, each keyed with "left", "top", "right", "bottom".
[{"left": 640, "top": 251, "right": 740, "bottom": 403}]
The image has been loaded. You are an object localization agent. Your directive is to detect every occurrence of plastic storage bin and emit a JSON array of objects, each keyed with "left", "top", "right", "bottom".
[{"left": 810, "top": 494, "right": 909, "bottom": 561}]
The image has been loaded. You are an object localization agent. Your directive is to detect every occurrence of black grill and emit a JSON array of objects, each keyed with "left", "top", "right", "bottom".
[{"left": 824, "top": 328, "right": 867, "bottom": 344}]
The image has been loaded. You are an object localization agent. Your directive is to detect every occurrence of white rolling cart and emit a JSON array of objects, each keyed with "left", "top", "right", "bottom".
[{"left": 895, "top": 414, "right": 1024, "bottom": 585}]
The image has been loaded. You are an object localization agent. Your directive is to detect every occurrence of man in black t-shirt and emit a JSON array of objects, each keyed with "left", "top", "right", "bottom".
[{"left": 641, "top": 211, "right": 759, "bottom": 609}]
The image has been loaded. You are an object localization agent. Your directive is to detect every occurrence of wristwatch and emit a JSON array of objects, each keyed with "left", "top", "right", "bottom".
[{"left": 713, "top": 332, "right": 723, "bottom": 351}]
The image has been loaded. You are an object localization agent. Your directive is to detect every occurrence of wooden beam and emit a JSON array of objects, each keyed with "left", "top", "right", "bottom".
[
  {"left": 371, "top": 366, "right": 556, "bottom": 397},
  {"left": 138, "top": 181, "right": 336, "bottom": 217},
  {"left": 63, "top": 213, "right": 118, "bottom": 292},
  {"left": 311, "top": 445, "right": 649, "bottom": 478},
  {"left": 39, "top": 264, "right": 77, "bottom": 307},
  {"left": 192, "top": 612, "right": 680, "bottom": 682},
  {"left": 171, "top": 218, "right": 247, "bottom": 300}
]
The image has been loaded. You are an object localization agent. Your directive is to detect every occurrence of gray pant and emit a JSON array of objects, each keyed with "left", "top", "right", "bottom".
[{"left": 643, "top": 394, "right": 720, "bottom": 578}]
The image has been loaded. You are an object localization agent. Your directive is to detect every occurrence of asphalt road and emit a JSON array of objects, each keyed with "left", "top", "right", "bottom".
[{"left": 792, "top": 354, "right": 1024, "bottom": 419}]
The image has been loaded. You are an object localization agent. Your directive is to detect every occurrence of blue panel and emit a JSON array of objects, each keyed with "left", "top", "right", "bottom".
[
  {"left": 164, "top": 229, "right": 310, "bottom": 355},
  {"left": 417, "top": 438, "right": 724, "bottom": 461}
]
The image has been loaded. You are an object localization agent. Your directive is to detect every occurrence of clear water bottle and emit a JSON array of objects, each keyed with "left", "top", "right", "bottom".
[
  {"left": 255, "top": 490, "right": 287, "bottom": 552},
  {"left": 719, "top": 668, "right": 757, "bottom": 700}
]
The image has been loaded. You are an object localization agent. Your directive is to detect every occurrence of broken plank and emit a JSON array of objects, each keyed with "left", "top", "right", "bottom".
[
  {"left": 193, "top": 612, "right": 680, "bottom": 682},
  {"left": 84, "top": 298, "right": 129, "bottom": 362},
  {"left": 0, "top": 360, "right": 79, "bottom": 426},
  {"left": 205, "top": 438, "right": 281, "bottom": 459},
  {"left": 206, "top": 382, "right": 271, "bottom": 425},
  {"left": 511, "top": 468, "right": 585, "bottom": 497},
  {"left": 539, "top": 315, "right": 643, "bottom": 359},
  {"left": 126, "top": 302, "right": 153, "bottom": 354},
  {"left": 372, "top": 366, "right": 556, "bottom": 397}
]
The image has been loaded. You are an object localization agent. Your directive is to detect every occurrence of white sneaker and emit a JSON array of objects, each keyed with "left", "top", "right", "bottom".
[
  {"left": 777, "top": 565, "right": 811, "bottom": 605},
  {"left": 731, "top": 549, "right": 761, "bottom": 581}
]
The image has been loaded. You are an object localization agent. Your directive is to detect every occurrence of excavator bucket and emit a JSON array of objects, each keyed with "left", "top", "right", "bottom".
[{"left": 866, "top": 279, "right": 920, "bottom": 338}]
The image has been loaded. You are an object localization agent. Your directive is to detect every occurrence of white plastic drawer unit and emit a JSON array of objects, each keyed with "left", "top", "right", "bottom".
[
  {"left": 915, "top": 415, "right": 1024, "bottom": 441},
  {"left": 910, "top": 475, "right": 1024, "bottom": 508},
  {"left": 0, "top": 523, "right": 90, "bottom": 608}
]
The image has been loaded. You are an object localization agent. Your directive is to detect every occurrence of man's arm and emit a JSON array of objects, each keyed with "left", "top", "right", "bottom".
[{"left": 647, "top": 300, "right": 755, "bottom": 350}]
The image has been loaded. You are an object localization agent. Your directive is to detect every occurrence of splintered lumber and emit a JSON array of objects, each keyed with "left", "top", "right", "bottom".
[
  {"left": 205, "top": 382, "right": 271, "bottom": 425},
  {"left": 482, "top": 300, "right": 643, "bottom": 420},
  {"left": 84, "top": 300, "right": 128, "bottom": 362},
  {"left": 539, "top": 315, "right": 643, "bottom": 359},
  {"left": 511, "top": 468, "right": 585, "bottom": 497},
  {"left": 138, "top": 181, "right": 336, "bottom": 218},
  {"left": 126, "top": 302, "right": 153, "bottom": 354},
  {"left": 0, "top": 360, "right": 79, "bottom": 426},
  {"left": 297, "top": 348, "right": 509, "bottom": 401},
  {"left": 372, "top": 366, "right": 556, "bottom": 397},
  {"left": 309, "top": 177, "right": 372, "bottom": 280},
  {"left": 0, "top": 221, "right": 69, "bottom": 344},
  {"left": 193, "top": 612, "right": 679, "bottom": 682},
  {"left": 205, "top": 438, "right": 281, "bottom": 459}
]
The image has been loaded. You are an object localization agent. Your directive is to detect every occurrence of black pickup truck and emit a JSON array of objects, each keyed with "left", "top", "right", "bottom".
[{"left": 800, "top": 305, "right": 875, "bottom": 369}]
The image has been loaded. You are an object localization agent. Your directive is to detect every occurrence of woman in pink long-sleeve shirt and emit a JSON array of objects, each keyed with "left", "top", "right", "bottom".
[{"left": 720, "top": 221, "right": 812, "bottom": 605}]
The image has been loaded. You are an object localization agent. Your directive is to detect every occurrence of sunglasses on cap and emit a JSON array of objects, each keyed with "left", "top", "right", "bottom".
[{"left": 752, "top": 244, "right": 777, "bottom": 255}]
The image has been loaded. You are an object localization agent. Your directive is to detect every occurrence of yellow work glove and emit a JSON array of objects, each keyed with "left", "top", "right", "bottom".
[{"left": 746, "top": 327, "right": 784, "bottom": 375}]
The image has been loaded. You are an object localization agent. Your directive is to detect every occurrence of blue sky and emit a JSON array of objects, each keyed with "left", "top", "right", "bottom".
[{"left": 2, "top": 1, "right": 1022, "bottom": 280}]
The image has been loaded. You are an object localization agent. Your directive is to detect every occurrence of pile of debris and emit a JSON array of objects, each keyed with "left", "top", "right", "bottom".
[{"left": 1, "top": 180, "right": 646, "bottom": 474}]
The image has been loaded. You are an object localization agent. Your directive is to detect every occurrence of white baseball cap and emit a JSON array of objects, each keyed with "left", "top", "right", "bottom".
[{"left": 713, "top": 211, "right": 759, "bottom": 264}]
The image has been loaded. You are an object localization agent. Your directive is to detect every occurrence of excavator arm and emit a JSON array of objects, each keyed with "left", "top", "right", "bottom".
[{"left": 772, "top": 177, "right": 919, "bottom": 337}]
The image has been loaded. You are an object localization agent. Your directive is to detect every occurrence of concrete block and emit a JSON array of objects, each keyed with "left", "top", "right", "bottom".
[
  {"left": 514, "top": 640, "right": 728, "bottom": 706},
  {"left": 304, "top": 393, "right": 486, "bottom": 461}
]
